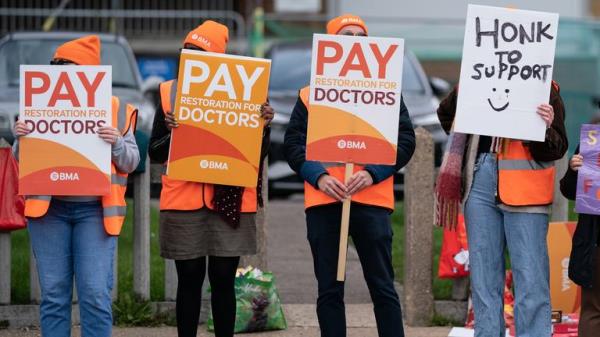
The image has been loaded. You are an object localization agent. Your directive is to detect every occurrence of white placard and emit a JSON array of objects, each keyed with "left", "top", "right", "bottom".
[
  {"left": 307, "top": 34, "right": 404, "bottom": 165},
  {"left": 19, "top": 65, "right": 112, "bottom": 195},
  {"left": 454, "top": 5, "right": 559, "bottom": 141}
]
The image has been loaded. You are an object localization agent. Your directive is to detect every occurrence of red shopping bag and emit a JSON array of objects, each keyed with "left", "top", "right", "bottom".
[
  {"left": 438, "top": 214, "right": 469, "bottom": 278},
  {"left": 0, "top": 146, "right": 26, "bottom": 231}
]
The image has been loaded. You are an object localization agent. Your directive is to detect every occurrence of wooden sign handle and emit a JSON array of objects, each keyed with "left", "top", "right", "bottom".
[{"left": 337, "top": 162, "right": 354, "bottom": 281}]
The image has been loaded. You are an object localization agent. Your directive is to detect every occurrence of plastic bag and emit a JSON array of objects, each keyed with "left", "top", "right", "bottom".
[
  {"left": 438, "top": 214, "right": 469, "bottom": 278},
  {"left": 207, "top": 266, "right": 287, "bottom": 333},
  {"left": 0, "top": 146, "right": 26, "bottom": 231}
]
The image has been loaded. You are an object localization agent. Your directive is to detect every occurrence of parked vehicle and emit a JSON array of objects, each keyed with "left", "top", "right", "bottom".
[
  {"left": 266, "top": 41, "right": 449, "bottom": 197},
  {"left": 0, "top": 32, "right": 156, "bottom": 171}
]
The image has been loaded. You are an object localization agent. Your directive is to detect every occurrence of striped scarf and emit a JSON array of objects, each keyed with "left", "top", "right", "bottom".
[
  {"left": 435, "top": 134, "right": 505, "bottom": 228},
  {"left": 435, "top": 132, "right": 467, "bottom": 228}
]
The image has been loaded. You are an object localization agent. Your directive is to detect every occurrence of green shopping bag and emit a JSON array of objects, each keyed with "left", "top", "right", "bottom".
[{"left": 207, "top": 267, "right": 287, "bottom": 333}]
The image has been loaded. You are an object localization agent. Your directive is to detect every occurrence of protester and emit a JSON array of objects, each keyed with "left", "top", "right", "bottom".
[
  {"left": 560, "top": 125, "right": 600, "bottom": 337},
  {"left": 13, "top": 35, "right": 139, "bottom": 337},
  {"left": 147, "top": 21, "right": 274, "bottom": 337},
  {"left": 436, "top": 82, "right": 567, "bottom": 337},
  {"left": 283, "top": 14, "right": 415, "bottom": 337}
]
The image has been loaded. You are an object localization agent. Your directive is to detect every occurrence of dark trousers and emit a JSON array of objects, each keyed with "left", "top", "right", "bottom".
[
  {"left": 306, "top": 203, "right": 404, "bottom": 337},
  {"left": 580, "top": 248, "right": 600, "bottom": 337}
]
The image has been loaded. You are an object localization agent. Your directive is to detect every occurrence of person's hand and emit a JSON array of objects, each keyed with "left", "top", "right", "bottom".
[
  {"left": 537, "top": 103, "right": 554, "bottom": 128},
  {"left": 570, "top": 154, "right": 584, "bottom": 171},
  {"left": 14, "top": 120, "right": 32, "bottom": 137},
  {"left": 98, "top": 126, "right": 122, "bottom": 145},
  {"left": 317, "top": 175, "right": 347, "bottom": 201},
  {"left": 165, "top": 111, "right": 179, "bottom": 130},
  {"left": 260, "top": 102, "right": 274, "bottom": 126},
  {"left": 346, "top": 170, "right": 373, "bottom": 195}
]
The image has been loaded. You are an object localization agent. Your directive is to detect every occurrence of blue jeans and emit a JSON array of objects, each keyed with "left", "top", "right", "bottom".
[
  {"left": 306, "top": 203, "right": 404, "bottom": 337},
  {"left": 28, "top": 199, "right": 116, "bottom": 337},
  {"left": 464, "top": 153, "right": 551, "bottom": 337}
]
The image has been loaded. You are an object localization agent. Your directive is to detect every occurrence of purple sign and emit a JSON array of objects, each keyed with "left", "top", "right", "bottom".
[{"left": 576, "top": 124, "right": 600, "bottom": 215}]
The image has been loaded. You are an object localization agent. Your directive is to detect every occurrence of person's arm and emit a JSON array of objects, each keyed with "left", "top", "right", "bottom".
[
  {"left": 529, "top": 84, "right": 568, "bottom": 162},
  {"left": 111, "top": 129, "right": 140, "bottom": 173},
  {"left": 364, "top": 96, "right": 416, "bottom": 183},
  {"left": 560, "top": 145, "right": 580, "bottom": 201},
  {"left": 148, "top": 96, "right": 171, "bottom": 164},
  {"left": 437, "top": 85, "right": 458, "bottom": 135},
  {"left": 283, "top": 97, "right": 327, "bottom": 188}
]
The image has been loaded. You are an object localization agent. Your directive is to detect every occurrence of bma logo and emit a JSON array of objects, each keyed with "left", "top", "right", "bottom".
[
  {"left": 337, "top": 139, "right": 367, "bottom": 150},
  {"left": 190, "top": 34, "right": 211, "bottom": 47},
  {"left": 50, "top": 171, "right": 80, "bottom": 182},
  {"left": 200, "top": 160, "right": 229, "bottom": 170}
]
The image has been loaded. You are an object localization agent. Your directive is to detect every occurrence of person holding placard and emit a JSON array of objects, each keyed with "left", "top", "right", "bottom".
[
  {"left": 13, "top": 35, "right": 140, "bottom": 337},
  {"left": 559, "top": 126, "right": 600, "bottom": 337},
  {"left": 148, "top": 21, "right": 274, "bottom": 337},
  {"left": 283, "top": 14, "right": 415, "bottom": 337},
  {"left": 435, "top": 81, "right": 567, "bottom": 337}
]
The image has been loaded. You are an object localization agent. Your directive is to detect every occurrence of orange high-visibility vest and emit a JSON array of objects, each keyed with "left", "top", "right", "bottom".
[
  {"left": 496, "top": 81, "right": 559, "bottom": 207},
  {"left": 24, "top": 96, "right": 138, "bottom": 235},
  {"left": 497, "top": 139, "right": 555, "bottom": 206},
  {"left": 157, "top": 80, "right": 258, "bottom": 213},
  {"left": 299, "top": 86, "right": 395, "bottom": 211}
]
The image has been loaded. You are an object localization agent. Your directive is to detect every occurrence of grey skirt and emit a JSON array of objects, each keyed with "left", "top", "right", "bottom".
[{"left": 159, "top": 208, "right": 257, "bottom": 260}]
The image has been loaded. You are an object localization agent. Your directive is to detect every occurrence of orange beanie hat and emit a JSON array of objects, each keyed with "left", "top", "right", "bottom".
[
  {"left": 326, "top": 14, "right": 368, "bottom": 35},
  {"left": 53, "top": 35, "right": 101, "bottom": 65},
  {"left": 183, "top": 20, "right": 229, "bottom": 53}
]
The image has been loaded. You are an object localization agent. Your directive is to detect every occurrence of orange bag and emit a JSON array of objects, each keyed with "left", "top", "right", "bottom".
[
  {"left": 0, "top": 146, "right": 26, "bottom": 231},
  {"left": 438, "top": 214, "right": 469, "bottom": 278}
]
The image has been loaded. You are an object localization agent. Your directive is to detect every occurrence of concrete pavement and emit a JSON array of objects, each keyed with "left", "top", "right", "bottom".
[
  {"left": 0, "top": 303, "right": 451, "bottom": 336},
  {"left": 0, "top": 198, "right": 454, "bottom": 337}
]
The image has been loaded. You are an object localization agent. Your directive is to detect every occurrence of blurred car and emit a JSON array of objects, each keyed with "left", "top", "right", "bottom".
[
  {"left": 0, "top": 32, "right": 156, "bottom": 171},
  {"left": 266, "top": 41, "right": 449, "bottom": 197}
]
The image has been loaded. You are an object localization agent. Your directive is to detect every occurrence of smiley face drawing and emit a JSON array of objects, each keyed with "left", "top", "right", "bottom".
[{"left": 487, "top": 87, "right": 510, "bottom": 112}]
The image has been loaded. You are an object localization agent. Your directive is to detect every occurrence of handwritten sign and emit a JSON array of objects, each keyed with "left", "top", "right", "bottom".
[
  {"left": 576, "top": 124, "right": 600, "bottom": 215},
  {"left": 306, "top": 34, "right": 404, "bottom": 165},
  {"left": 19, "top": 65, "right": 112, "bottom": 196},
  {"left": 454, "top": 5, "right": 559, "bottom": 142},
  {"left": 167, "top": 50, "right": 271, "bottom": 187}
]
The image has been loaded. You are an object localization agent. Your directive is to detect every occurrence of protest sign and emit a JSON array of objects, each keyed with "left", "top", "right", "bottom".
[
  {"left": 548, "top": 221, "right": 581, "bottom": 314},
  {"left": 167, "top": 49, "right": 271, "bottom": 187},
  {"left": 19, "top": 65, "right": 112, "bottom": 195},
  {"left": 306, "top": 34, "right": 404, "bottom": 165},
  {"left": 454, "top": 5, "right": 559, "bottom": 142},
  {"left": 576, "top": 124, "right": 600, "bottom": 215}
]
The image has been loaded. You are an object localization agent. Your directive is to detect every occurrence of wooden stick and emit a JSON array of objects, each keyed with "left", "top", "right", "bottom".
[{"left": 337, "top": 162, "right": 354, "bottom": 281}]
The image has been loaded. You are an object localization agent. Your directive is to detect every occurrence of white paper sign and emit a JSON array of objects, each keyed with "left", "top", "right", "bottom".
[
  {"left": 18, "top": 65, "right": 112, "bottom": 195},
  {"left": 307, "top": 34, "right": 404, "bottom": 165},
  {"left": 454, "top": 5, "right": 559, "bottom": 142}
]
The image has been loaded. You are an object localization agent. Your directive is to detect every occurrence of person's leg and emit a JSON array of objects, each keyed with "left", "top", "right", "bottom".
[
  {"left": 207, "top": 256, "right": 240, "bottom": 337},
  {"left": 464, "top": 154, "right": 507, "bottom": 337},
  {"left": 28, "top": 200, "right": 74, "bottom": 337},
  {"left": 349, "top": 205, "right": 403, "bottom": 337},
  {"left": 306, "top": 204, "right": 346, "bottom": 337},
  {"left": 72, "top": 201, "right": 116, "bottom": 337},
  {"left": 579, "top": 247, "right": 600, "bottom": 337},
  {"left": 504, "top": 210, "right": 552, "bottom": 337},
  {"left": 174, "top": 257, "right": 207, "bottom": 337}
]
